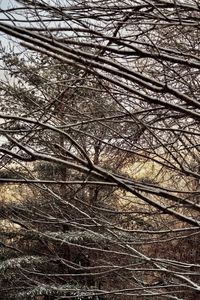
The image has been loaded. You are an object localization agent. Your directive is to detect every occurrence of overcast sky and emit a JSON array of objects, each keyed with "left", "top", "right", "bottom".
[
  {"left": 0, "top": 0, "right": 17, "bottom": 10},
  {"left": 0, "top": 0, "right": 19, "bottom": 80}
]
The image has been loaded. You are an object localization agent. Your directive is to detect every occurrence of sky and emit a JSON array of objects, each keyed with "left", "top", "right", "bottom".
[
  {"left": 0, "top": 0, "right": 18, "bottom": 14},
  {"left": 0, "top": 1, "right": 20, "bottom": 79}
]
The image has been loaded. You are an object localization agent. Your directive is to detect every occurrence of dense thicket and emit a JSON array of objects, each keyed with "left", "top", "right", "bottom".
[{"left": 0, "top": 1, "right": 200, "bottom": 299}]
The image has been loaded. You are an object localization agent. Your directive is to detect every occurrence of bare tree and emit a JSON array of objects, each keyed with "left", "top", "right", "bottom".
[{"left": 0, "top": 1, "right": 200, "bottom": 299}]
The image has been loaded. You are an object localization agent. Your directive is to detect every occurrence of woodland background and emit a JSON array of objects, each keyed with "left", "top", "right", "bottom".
[{"left": 0, "top": 1, "right": 200, "bottom": 299}]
